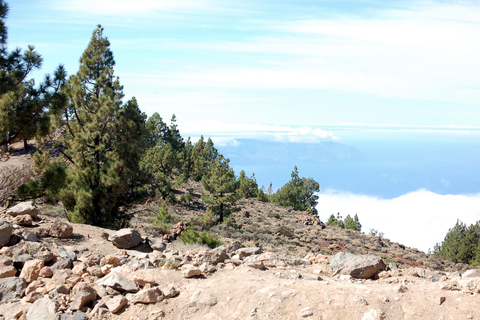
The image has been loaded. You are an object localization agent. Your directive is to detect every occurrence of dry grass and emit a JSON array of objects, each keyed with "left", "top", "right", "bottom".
[{"left": 0, "top": 164, "right": 33, "bottom": 206}]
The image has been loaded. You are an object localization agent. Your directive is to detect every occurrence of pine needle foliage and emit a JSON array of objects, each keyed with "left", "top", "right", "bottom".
[
  {"left": 201, "top": 155, "right": 238, "bottom": 223},
  {"left": 50, "top": 25, "right": 147, "bottom": 227},
  {"left": 0, "top": 0, "right": 66, "bottom": 151}
]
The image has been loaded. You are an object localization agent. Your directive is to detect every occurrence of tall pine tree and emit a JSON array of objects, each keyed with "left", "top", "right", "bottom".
[
  {"left": 0, "top": 0, "right": 66, "bottom": 150},
  {"left": 54, "top": 25, "right": 146, "bottom": 227},
  {"left": 201, "top": 155, "right": 238, "bottom": 223}
]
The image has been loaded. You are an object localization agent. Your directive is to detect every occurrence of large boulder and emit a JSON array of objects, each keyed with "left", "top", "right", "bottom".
[
  {"left": 6, "top": 201, "right": 39, "bottom": 218},
  {"left": 0, "top": 220, "right": 13, "bottom": 248},
  {"left": 330, "top": 252, "right": 386, "bottom": 279},
  {"left": 108, "top": 229, "right": 142, "bottom": 249}
]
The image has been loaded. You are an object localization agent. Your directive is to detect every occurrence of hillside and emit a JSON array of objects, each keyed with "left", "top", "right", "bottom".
[{"left": 1, "top": 144, "right": 479, "bottom": 320}]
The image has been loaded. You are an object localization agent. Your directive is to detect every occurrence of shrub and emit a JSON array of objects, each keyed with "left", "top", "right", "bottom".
[{"left": 179, "top": 226, "right": 222, "bottom": 249}]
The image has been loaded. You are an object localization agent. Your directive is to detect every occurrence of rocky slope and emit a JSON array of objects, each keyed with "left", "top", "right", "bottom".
[{"left": 0, "top": 202, "right": 480, "bottom": 320}]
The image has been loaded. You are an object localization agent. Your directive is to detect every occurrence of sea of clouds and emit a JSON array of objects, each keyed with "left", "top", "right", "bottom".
[{"left": 317, "top": 189, "right": 480, "bottom": 253}]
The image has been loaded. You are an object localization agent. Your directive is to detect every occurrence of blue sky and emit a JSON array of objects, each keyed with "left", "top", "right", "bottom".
[
  {"left": 6, "top": 0, "right": 480, "bottom": 143},
  {"left": 6, "top": 1, "right": 480, "bottom": 251}
]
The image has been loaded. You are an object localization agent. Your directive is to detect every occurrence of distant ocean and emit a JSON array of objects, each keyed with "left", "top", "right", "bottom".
[{"left": 223, "top": 134, "right": 480, "bottom": 199}]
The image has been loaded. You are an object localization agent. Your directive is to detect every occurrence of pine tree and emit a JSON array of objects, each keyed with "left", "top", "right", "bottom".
[
  {"left": 201, "top": 155, "right": 238, "bottom": 223},
  {"left": 236, "top": 170, "right": 259, "bottom": 199},
  {"left": 271, "top": 166, "right": 320, "bottom": 214},
  {"left": 434, "top": 220, "right": 467, "bottom": 263},
  {"left": 53, "top": 25, "right": 146, "bottom": 227},
  {"left": 0, "top": 0, "right": 66, "bottom": 150},
  {"left": 344, "top": 213, "right": 362, "bottom": 231}
]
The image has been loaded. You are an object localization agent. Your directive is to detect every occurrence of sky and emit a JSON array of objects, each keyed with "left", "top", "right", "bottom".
[{"left": 5, "top": 0, "right": 480, "bottom": 252}]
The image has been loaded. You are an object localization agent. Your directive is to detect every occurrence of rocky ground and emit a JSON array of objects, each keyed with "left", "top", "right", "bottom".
[{"left": 0, "top": 202, "right": 480, "bottom": 320}]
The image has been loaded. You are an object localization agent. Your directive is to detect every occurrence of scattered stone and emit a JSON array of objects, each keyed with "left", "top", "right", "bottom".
[
  {"left": 362, "top": 309, "right": 386, "bottom": 320},
  {"left": 13, "top": 214, "right": 33, "bottom": 226},
  {"left": 0, "top": 301, "right": 25, "bottom": 319},
  {"left": 105, "top": 295, "right": 128, "bottom": 314},
  {"left": 20, "top": 258, "right": 44, "bottom": 283},
  {"left": 393, "top": 285, "right": 408, "bottom": 293},
  {"left": 60, "top": 311, "right": 88, "bottom": 320},
  {"left": 8, "top": 241, "right": 55, "bottom": 264},
  {"left": 462, "top": 269, "right": 480, "bottom": 278},
  {"left": 69, "top": 290, "right": 96, "bottom": 311},
  {"left": 0, "top": 220, "right": 13, "bottom": 248},
  {"left": 202, "top": 247, "right": 229, "bottom": 265},
  {"left": 101, "top": 255, "right": 121, "bottom": 267},
  {"left": 147, "top": 237, "right": 167, "bottom": 251},
  {"left": 22, "top": 230, "right": 38, "bottom": 242},
  {"left": 108, "top": 228, "right": 142, "bottom": 249},
  {"left": 438, "top": 296, "right": 446, "bottom": 305},
  {"left": 199, "top": 262, "right": 216, "bottom": 274},
  {"left": 96, "top": 271, "right": 138, "bottom": 293},
  {"left": 150, "top": 310, "right": 166, "bottom": 319},
  {"left": 227, "top": 241, "right": 242, "bottom": 253},
  {"left": 26, "top": 297, "right": 60, "bottom": 320},
  {"left": 184, "top": 290, "right": 218, "bottom": 309},
  {"left": 0, "top": 259, "right": 17, "bottom": 278},
  {"left": 182, "top": 265, "right": 202, "bottom": 278},
  {"left": 49, "top": 221, "right": 73, "bottom": 238},
  {"left": 161, "top": 283, "right": 179, "bottom": 298},
  {"left": 51, "top": 258, "right": 73, "bottom": 270},
  {"left": 236, "top": 247, "right": 262, "bottom": 259},
  {"left": 6, "top": 201, "right": 39, "bottom": 218},
  {"left": 0, "top": 277, "right": 27, "bottom": 303},
  {"left": 39, "top": 266, "right": 54, "bottom": 278},
  {"left": 245, "top": 260, "right": 265, "bottom": 270},
  {"left": 300, "top": 307, "right": 313, "bottom": 317},
  {"left": 129, "top": 287, "right": 164, "bottom": 304},
  {"left": 58, "top": 246, "right": 76, "bottom": 261}
]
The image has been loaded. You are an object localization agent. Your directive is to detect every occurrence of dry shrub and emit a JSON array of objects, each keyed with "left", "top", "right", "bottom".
[{"left": 0, "top": 164, "right": 33, "bottom": 205}]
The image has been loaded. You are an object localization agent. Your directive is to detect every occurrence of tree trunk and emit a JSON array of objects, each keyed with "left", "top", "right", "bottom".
[{"left": 23, "top": 138, "right": 28, "bottom": 151}]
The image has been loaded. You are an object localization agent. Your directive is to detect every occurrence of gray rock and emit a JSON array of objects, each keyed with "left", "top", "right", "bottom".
[
  {"left": 0, "top": 220, "right": 13, "bottom": 248},
  {"left": 22, "top": 230, "right": 38, "bottom": 242},
  {"left": 108, "top": 228, "right": 142, "bottom": 249},
  {"left": 0, "top": 277, "right": 26, "bottom": 303},
  {"left": 330, "top": 252, "right": 386, "bottom": 279},
  {"left": 26, "top": 297, "right": 60, "bottom": 320},
  {"left": 60, "top": 311, "right": 88, "bottom": 320},
  {"left": 8, "top": 241, "right": 54, "bottom": 264},
  {"left": 50, "top": 258, "right": 73, "bottom": 270},
  {"left": 300, "top": 307, "right": 313, "bottom": 317},
  {"left": 6, "top": 201, "right": 39, "bottom": 218},
  {"left": 462, "top": 269, "right": 480, "bottom": 278},
  {"left": 96, "top": 271, "right": 138, "bottom": 293},
  {"left": 147, "top": 237, "right": 167, "bottom": 251},
  {"left": 245, "top": 261, "right": 265, "bottom": 270},
  {"left": 58, "top": 246, "right": 76, "bottom": 261}
]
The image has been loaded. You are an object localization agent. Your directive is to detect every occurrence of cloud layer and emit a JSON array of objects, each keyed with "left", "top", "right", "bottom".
[{"left": 317, "top": 189, "right": 480, "bottom": 252}]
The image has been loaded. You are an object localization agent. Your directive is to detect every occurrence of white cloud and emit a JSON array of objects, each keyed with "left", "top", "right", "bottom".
[
  {"left": 52, "top": 0, "right": 208, "bottom": 16},
  {"left": 179, "top": 121, "right": 338, "bottom": 143},
  {"left": 317, "top": 189, "right": 480, "bottom": 253}
]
